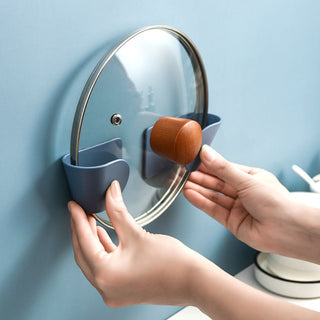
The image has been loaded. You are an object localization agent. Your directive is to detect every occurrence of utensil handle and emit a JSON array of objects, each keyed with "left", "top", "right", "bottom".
[{"left": 292, "top": 165, "right": 315, "bottom": 186}]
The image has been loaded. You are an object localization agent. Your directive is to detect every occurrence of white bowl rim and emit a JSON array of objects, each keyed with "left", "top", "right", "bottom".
[{"left": 254, "top": 253, "right": 320, "bottom": 284}]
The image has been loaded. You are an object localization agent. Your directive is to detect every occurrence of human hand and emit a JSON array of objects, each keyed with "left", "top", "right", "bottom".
[
  {"left": 183, "top": 145, "right": 320, "bottom": 262},
  {"left": 69, "top": 180, "right": 206, "bottom": 308},
  {"left": 68, "top": 175, "right": 320, "bottom": 319}
]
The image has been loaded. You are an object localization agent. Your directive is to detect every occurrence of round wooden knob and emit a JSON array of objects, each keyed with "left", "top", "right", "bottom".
[{"left": 150, "top": 116, "right": 202, "bottom": 165}]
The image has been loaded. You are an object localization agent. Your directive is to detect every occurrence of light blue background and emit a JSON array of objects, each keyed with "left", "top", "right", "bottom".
[{"left": 1, "top": 1, "right": 320, "bottom": 319}]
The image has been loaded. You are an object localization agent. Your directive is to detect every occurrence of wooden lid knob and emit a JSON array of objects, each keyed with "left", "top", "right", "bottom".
[{"left": 150, "top": 116, "right": 202, "bottom": 165}]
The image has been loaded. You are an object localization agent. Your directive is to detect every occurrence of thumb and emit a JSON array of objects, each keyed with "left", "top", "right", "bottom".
[
  {"left": 200, "top": 145, "right": 251, "bottom": 190},
  {"left": 105, "top": 180, "right": 142, "bottom": 245}
]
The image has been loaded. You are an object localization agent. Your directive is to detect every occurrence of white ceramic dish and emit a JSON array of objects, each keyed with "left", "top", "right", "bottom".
[
  {"left": 267, "top": 253, "right": 320, "bottom": 282},
  {"left": 291, "top": 191, "right": 320, "bottom": 208},
  {"left": 254, "top": 252, "right": 320, "bottom": 298}
]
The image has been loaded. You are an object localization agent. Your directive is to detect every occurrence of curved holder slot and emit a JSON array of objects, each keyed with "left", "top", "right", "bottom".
[
  {"left": 143, "top": 113, "right": 221, "bottom": 179},
  {"left": 62, "top": 138, "right": 129, "bottom": 213},
  {"left": 185, "top": 113, "right": 221, "bottom": 172}
]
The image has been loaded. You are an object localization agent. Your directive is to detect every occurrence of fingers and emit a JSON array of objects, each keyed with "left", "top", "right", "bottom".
[
  {"left": 88, "top": 215, "right": 98, "bottom": 237},
  {"left": 183, "top": 188, "right": 229, "bottom": 227},
  {"left": 69, "top": 180, "right": 139, "bottom": 267},
  {"left": 97, "top": 226, "right": 117, "bottom": 252},
  {"left": 198, "top": 159, "right": 261, "bottom": 177},
  {"left": 105, "top": 181, "right": 142, "bottom": 245},
  {"left": 184, "top": 180, "right": 234, "bottom": 210},
  {"left": 187, "top": 168, "right": 237, "bottom": 198},
  {"left": 200, "top": 145, "right": 252, "bottom": 191},
  {"left": 68, "top": 201, "right": 107, "bottom": 264},
  {"left": 70, "top": 215, "right": 94, "bottom": 283}
]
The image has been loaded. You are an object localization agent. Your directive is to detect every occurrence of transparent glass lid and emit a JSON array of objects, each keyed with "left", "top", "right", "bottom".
[{"left": 70, "top": 26, "right": 208, "bottom": 227}]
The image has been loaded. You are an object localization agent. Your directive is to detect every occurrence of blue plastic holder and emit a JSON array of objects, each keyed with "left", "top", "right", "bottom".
[
  {"left": 62, "top": 138, "right": 129, "bottom": 214},
  {"left": 143, "top": 113, "right": 221, "bottom": 178},
  {"left": 185, "top": 113, "right": 221, "bottom": 172},
  {"left": 62, "top": 115, "right": 220, "bottom": 213}
]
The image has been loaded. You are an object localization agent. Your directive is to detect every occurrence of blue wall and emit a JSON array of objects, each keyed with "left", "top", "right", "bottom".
[{"left": 1, "top": 1, "right": 320, "bottom": 319}]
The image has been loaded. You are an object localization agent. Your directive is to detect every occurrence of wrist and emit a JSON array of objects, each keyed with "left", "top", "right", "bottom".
[
  {"left": 292, "top": 200, "right": 320, "bottom": 264},
  {"left": 179, "top": 252, "right": 214, "bottom": 306},
  {"left": 270, "top": 197, "right": 320, "bottom": 264},
  {"left": 186, "top": 255, "right": 228, "bottom": 312},
  {"left": 188, "top": 257, "right": 256, "bottom": 319}
]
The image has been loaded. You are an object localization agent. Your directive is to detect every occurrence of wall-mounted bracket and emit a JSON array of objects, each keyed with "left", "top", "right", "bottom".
[
  {"left": 185, "top": 113, "right": 221, "bottom": 172},
  {"left": 62, "top": 138, "right": 129, "bottom": 213}
]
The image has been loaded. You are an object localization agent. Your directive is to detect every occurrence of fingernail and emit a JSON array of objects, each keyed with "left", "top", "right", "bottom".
[
  {"left": 201, "top": 144, "right": 215, "bottom": 162},
  {"left": 110, "top": 180, "right": 121, "bottom": 199}
]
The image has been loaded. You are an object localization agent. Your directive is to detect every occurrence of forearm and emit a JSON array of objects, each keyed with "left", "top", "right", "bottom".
[
  {"left": 275, "top": 201, "right": 320, "bottom": 264},
  {"left": 189, "top": 258, "right": 319, "bottom": 320},
  {"left": 292, "top": 203, "right": 320, "bottom": 264}
]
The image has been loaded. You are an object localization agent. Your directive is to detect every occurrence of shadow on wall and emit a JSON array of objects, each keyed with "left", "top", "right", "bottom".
[{"left": 0, "top": 39, "right": 124, "bottom": 319}]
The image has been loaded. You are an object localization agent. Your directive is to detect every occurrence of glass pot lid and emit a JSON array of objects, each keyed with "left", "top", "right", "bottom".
[{"left": 70, "top": 25, "right": 208, "bottom": 228}]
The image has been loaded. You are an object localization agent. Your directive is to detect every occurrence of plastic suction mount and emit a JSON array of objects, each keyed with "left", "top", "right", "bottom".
[
  {"left": 143, "top": 113, "right": 221, "bottom": 178},
  {"left": 62, "top": 138, "right": 129, "bottom": 213}
]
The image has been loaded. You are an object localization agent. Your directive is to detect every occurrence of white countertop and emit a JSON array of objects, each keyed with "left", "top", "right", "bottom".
[{"left": 167, "top": 264, "right": 320, "bottom": 319}]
